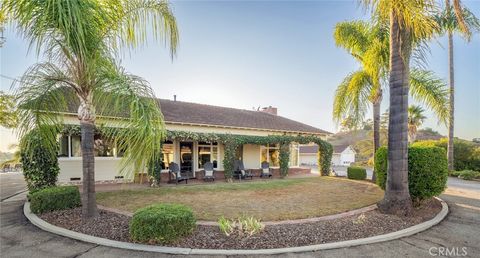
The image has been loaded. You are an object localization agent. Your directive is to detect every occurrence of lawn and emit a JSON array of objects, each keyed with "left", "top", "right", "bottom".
[{"left": 96, "top": 177, "right": 383, "bottom": 221}]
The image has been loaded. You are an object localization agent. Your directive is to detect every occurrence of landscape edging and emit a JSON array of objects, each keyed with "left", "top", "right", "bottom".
[{"left": 24, "top": 197, "right": 448, "bottom": 255}]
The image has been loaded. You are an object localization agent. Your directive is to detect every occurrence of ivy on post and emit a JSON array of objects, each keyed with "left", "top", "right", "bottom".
[{"left": 279, "top": 143, "right": 290, "bottom": 178}]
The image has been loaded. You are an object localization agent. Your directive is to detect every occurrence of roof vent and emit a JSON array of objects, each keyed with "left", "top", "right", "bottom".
[
  {"left": 261, "top": 106, "right": 277, "bottom": 115},
  {"left": 174, "top": 95, "right": 177, "bottom": 101}
]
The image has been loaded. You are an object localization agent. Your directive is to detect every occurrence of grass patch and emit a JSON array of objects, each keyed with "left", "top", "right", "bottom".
[{"left": 97, "top": 177, "right": 383, "bottom": 221}]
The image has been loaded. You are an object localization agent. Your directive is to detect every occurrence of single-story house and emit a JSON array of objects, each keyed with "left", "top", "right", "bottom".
[
  {"left": 299, "top": 144, "right": 355, "bottom": 166},
  {"left": 56, "top": 98, "right": 331, "bottom": 183}
]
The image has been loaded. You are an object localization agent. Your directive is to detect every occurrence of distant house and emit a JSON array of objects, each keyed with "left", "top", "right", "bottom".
[{"left": 299, "top": 144, "right": 355, "bottom": 166}]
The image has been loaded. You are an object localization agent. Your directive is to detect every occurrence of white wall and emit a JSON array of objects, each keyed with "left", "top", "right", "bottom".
[
  {"left": 58, "top": 158, "right": 134, "bottom": 183},
  {"left": 243, "top": 144, "right": 261, "bottom": 169},
  {"left": 299, "top": 154, "right": 317, "bottom": 165}
]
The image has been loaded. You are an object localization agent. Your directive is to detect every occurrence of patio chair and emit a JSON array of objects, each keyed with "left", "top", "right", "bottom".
[
  {"left": 234, "top": 160, "right": 253, "bottom": 180},
  {"left": 260, "top": 161, "right": 273, "bottom": 178},
  {"left": 203, "top": 162, "right": 215, "bottom": 182},
  {"left": 168, "top": 162, "right": 188, "bottom": 184}
]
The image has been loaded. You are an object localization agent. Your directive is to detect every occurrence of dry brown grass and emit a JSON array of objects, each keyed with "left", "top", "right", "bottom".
[{"left": 96, "top": 177, "right": 383, "bottom": 221}]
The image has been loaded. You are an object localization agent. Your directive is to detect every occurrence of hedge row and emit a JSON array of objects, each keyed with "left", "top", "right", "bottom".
[
  {"left": 347, "top": 167, "right": 367, "bottom": 180},
  {"left": 375, "top": 146, "right": 448, "bottom": 201},
  {"left": 30, "top": 186, "right": 81, "bottom": 214}
]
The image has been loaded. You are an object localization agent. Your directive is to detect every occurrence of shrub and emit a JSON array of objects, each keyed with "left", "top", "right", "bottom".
[
  {"left": 217, "top": 215, "right": 264, "bottom": 237},
  {"left": 458, "top": 170, "right": 480, "bottom": 180},
  {"left": 347, "top": 167, "right": 367, "bottom": 180},
  {"left": 30, "top": 186, "right": 81, "bottom": 214},
  {"left": 449, "top": 170, "right": 463, "bottom": 177},
  {"left": 129, "top": 204, "right": 196, "bottom": 244},
  {"left": 20, "top": 129, "right": 60, "bottom": 192},
  {"left": 375, "top": 146, "right": 448, "bottom": 201},
  {"left": 413, "top": 138, "right": 480, "bottom": 171}
]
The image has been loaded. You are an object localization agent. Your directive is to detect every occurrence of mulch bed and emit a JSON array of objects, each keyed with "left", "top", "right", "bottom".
[{"left": 39, "top": 198, "right": 442, "bottom": 250}]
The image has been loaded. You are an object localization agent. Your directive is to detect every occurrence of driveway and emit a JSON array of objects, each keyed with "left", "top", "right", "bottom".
[{"left": 1, "top": 175, "right": 479, "bottom": 257}]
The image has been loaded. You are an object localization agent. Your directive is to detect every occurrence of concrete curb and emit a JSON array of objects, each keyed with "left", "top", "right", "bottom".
[{"left": 24, "top": 197, "right": 448, "bottom": 255}]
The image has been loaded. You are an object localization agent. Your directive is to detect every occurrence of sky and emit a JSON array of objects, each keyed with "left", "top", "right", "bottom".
[{"left": 1, "top": 0, "right": 479, "bottom": 152}]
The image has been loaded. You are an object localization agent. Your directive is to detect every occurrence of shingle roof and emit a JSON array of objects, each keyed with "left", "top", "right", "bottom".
[
  {"left": 158, "top": 99, "right": 330, "bottom": 135},
  {"left": 61, "top": 95, "right": 330, "bottom": 135},
  {"left": 299, "top": 144, "right": 350, "bottom": 154}
]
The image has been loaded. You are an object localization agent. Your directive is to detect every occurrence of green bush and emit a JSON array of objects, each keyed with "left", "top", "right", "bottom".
[
  {"left": 375, "top": 146, "right": 448, "bottom": 201},
  {"left": 413, "top": 138, "right": 480, "bottom": 171},
  {"left": 20, "top": 129, "right": 59, "bottom": 192},
  {"left": 347, "top": 167, "right": 367, "bottom": 180},
  {"left": 30, "top": 186, "right": 81, "bottom": 214},
  {"left": 449, "top": 170, "right": 463, "bottom": 177},
  {"left": 130, "top": 204, "right": 196, "bottom": 244},
  {"left": 458, "top": 170, "right": 480, "bottom": 180}
]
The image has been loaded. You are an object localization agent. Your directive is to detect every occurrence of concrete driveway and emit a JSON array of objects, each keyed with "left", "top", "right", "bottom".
[{"left": 1, "top": 174, "right": 479, "bottom": 257}]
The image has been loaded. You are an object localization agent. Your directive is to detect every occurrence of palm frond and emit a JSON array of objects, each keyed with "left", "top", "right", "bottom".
[
  {"left": 409, "top": 69, "right": 449, "bottom": 125},
  {"left": 333, "top": 21, "right": 372, "bottom": 62},
  {"left": 94, "top": 63, "right": 165, "bottom": 178},
  {"left": 102, "top": 0, "right": 179, "bottom": 58},
  {"left": 333, "top": 70, "right": 373, "bottom": 129},
  {"left": 13, "top": 62, "right": 77, "bottom": 156}
]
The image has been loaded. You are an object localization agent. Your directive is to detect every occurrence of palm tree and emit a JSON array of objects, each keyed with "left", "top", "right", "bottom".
[
  {"left": 333, "top": 20, "right": 449, "bottom": 182},
  {"left": 408, "top": 105, "right": 427, "bottom": 143},
  {"left": 4, "top": 0, "right": 179, "bottom": 219},
  {"left": 436, "top": 1, "right": 480, "bottom": 171},
  {"left": 361, "top": 0, "right": 442, "bottom": 215}
]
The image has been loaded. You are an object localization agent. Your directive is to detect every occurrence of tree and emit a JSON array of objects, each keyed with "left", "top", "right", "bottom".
[
  {"left": 4, "top": 0, "right": 179, "bottom": 220},
  {"left": 436, "top": 1, "right": 480, "bottom": 171},
  {"left": 0, "top": 91, "right": 17, "bottom": 128},
  {"left": 408, "top": 105, "right": 427, "bottom": 143},
  {"left": 333, "top": 20, "right": 449, "bottom": 182},
  {"left": 362, "top": 0, "right": 442, "bottom": 215}
]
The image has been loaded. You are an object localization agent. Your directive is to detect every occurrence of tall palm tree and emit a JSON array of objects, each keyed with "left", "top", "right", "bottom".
[
  {"left": 4, "top": 0, "right": 179, "bottom": 219},
  {"left": 333, "top": 20, "right": 449, "bottom": 182},
  {"left": 361, "top": 0, "right": 441, "bottom": 215},
  {"left": 408, "top": 105, "right": 427, "bottom": 143},
  {"left": 436, "top": 0, "right": 480, "bottom": 171}
]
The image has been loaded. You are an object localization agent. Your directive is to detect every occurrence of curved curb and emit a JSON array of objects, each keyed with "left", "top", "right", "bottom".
[{"left": 24, "top": 197, "right": 448, "bottom": 255}]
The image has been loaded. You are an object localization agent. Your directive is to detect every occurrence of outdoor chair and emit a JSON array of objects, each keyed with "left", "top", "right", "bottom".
[
  {"left": 168, "top": 162, "right": 188, "bottom": 184},
  {"left": 234, "top": 160, "right": 253, "bottom": 180},
  {"left": 203, "top": 162, "right": 215, "bottom": 182},
  {"left": 260, "top": 161, "right": 273, "bottom": 178}
]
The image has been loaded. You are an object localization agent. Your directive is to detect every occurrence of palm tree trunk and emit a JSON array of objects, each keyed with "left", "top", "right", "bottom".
[
  {"left": 78, "top": 95, "right": 98, "bottom": 219},
  {"left": 372, "top": 97, "right": 381, "bottom": 182},
  {"left": 378, "top": 10, "right": 412, "bottom": 215},
  {"left": 447, "top": 29, "right": 455, "bottom": 171}
]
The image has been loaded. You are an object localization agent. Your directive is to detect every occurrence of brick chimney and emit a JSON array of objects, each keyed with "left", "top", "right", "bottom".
[{"left": 261, "top": 106, "right": 277, "bottom": 115}]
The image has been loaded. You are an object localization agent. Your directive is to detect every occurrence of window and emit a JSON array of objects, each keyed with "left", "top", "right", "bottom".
[
  {"left": 71, "top": 135, "right": 82, "bottom": 157},
  {"left": 260, "top": 144, "right": 280, "bottom": 167},
  {"left": 94, "top": 136, "right": 114, "bottom": 157},
  {"left": 58, "top": 135, "right": 69, "bottom": 157},
  {"left": 162, "top": 141, "right": 174, "bottom": 170},
  {"left": 289, "top": 143, "right": 299, "bottom": 167},
  {"left": 198, "top": 142, "right": 218, "bottom": 169}
]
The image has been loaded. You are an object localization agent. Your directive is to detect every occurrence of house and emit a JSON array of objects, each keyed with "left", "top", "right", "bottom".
[
  {"left": 299, "top": 144, "right": 355, "bottom": 166},
  {"left": 56, "top": 98, "right": 331, "bottom": 183}
]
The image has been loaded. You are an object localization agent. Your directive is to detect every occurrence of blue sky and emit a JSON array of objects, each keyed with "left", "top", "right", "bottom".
[{"left": 1, "top": 0, "right": 479, "bottom": 151}]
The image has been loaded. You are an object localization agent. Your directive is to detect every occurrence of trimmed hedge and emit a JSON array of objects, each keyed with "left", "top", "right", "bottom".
[
  {"left": 129, "top": 203, "right": 196, "bottom": 244},
  {"left": 457, "top": 170, "right": 480, "bottom": 180},
  {"left": 30, "top": 186, "right": 81, "bottom": 214},
  {"left": 347, "top": 167, "right": 367, "bottom": 180},
  {"left": 375, "top": 146, "right": 448, "bottom": 201}
]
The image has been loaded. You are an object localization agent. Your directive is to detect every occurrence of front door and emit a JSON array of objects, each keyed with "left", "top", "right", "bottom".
[{"left": 179, "top": 142, "right": 194, "bottom": 178}]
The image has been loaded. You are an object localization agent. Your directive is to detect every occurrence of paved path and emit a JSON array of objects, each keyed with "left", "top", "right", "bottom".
[{"left": 1, "top": 175, "right": 479, "bottom": 257}]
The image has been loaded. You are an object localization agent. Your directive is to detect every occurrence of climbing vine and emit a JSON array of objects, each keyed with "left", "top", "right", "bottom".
[{"left": 60, "top": 125, "right": 333, "bottom": 178}]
